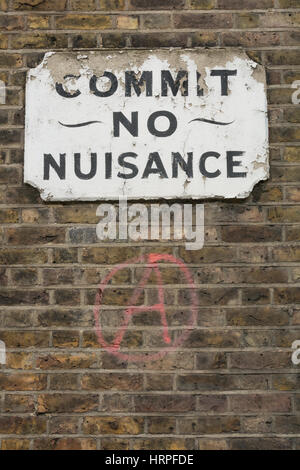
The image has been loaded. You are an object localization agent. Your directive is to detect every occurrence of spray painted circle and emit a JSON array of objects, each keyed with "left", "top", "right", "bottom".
[{"left": 94, "top": 253, "right": 198, "bottom": 362}]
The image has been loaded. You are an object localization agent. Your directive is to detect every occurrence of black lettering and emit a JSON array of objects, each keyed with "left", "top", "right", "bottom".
[
  {"left": 113, "top": 112, "right": 138, "bottom": 137},
  {"left": 44, "top": 153, "right": 66, "bottom": 180},
  {"left": 90, "top": 72, "right": 118, "bottom": 97},
  {"left": 147, "top": 110, "right": 177, "bottom": 137},
  {"left": 142, "top": 152, "right": 168, "bottom": 179},
  {"left": 172, "top": 152, "right": 193, "bottom": 178},
  {"left": 210, "top": 69, "right": 237, "bottom": 96},
  {"left": 227, "top": 151, "right": 247, "bottom": 178},
  {"left": 125, "top": 71, "right": 153, "bottom": 97},
  {"left": 161, "top": 70, "right": 188, "bottom": 96},
  {"left": 118, "top": 152, "right": 138, "bottom": 179},
  {"left": 56, "top": 75, "right": 81, "bottom": 99},
  {"left": 199, "top": 152, "right": 221, "bottom": 178},
  {"left": 74, "top": 153, "right": 97, "bottom": 180},
  {"left": 105, "top": 152, "right": 112, "bottom": 179}
]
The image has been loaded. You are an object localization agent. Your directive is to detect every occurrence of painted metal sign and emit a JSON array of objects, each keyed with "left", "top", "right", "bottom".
[{"left": 24, "top": 49, "right": 269, "bottom": 201}]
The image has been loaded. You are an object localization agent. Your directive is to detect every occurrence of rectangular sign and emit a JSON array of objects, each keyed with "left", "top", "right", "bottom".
[{"left": 24, "top": 49, "right": 269, "bottom": 201}]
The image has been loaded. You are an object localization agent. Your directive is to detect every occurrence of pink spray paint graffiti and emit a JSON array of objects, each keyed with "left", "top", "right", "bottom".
[{"left": 94, "top": 253, "right": 198, "bottom": 362}]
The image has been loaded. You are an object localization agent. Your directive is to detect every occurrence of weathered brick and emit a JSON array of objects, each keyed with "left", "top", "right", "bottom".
[
  {"left": 148, "top": 417, "right": 176, "bottom": 434},
  {"left": 0, "top": 289, "right": 49, "bottom": 306},
  {"left": 69, "top": 0, "right": 95, "bottom": 9},
  {"left": 4, "top": 394, "right": 35, "bottom": 412},
  {"left": 49, "top": 416, "right": 78, "bottom": 434},
  {"left": 117, "top": 15, "right": 139, "bottom": 29},
  {"left": 33, "top": 438, "right": 96, "bottom": 450},
  {"left": 0, "top": 15, "right": 24, "bottom": 30},
  {"left": 37, "top": 352, "right": 97, "bottom": 369},
  {"left": 179, "top": 416, "right": 240, "bottom": 434},
  {"left": 1, "top": 439, "right": 30, "bottom": 450},
  {"left": 81, "top": 373, "right": 143, "bottom": 391},
  {"left": 0, "top": 373, "right": 47, "bottom": 391},
  {"left": 37, "top": 393, "right": 99, "bottom": 413},
  {"left": 82, "top": 246, "right": 137, "bottom": 264},
  {"left": 230, "top": 438, "right": 292, "bottom": 451},
  {"left": 266, "top": 50, "right": 300, "bottom": 66},
  {"left": 132, "top": 438, "right": 194, "bottom": 450},
  {"left": 49, "top": 374, "right": 79, "bottom": 390},
  {"left": 230, "top": 394, "right": 292, "bottom": 413},
  {"left": 11, "top": 33, "right": 68, "bottom": 49},
  {"left": 236, "top": 13, "right": 259, "bottom": 28},
  {"left": 55, "top": 14, "right": 112, "bottom": 29},
  {"left": 230, "top": 351, "right": 291, "bottom": 370},
  {"left": 130, "top": 0, "right": 185, "bottom": 8},
  {"left": 174, "top": 13, "right": 233, "bottom": 28},
  {"left": 71, "top": 33, "right": 98, "bottom": 48},
  {"left": 134, "top": 395, "right": 196, "bottom": 412},
  {"left": 222, "top": 31, "right": 280, "bottom": 47},
  {"left": 197, "top": 395, "right": 228, "bottom": 412},
  {"left": 27, "top": 15, "right": 51, "bottom": 29},
  {"left": 52, "top": 330, "right": 80, "bottom": 348},
  {"left": 0, "top": 208, "right": 19, "bottom": 223},
  {"left": 0, "top": 416, "right": 46, "bottom": 434},
  {"left": 0, "top": 53, "right": 22, "bottom": 67},
  {"left": 0, "top": 330, "right": 49, "bottom": 348},
  {"left": 278, "top": 0, "right": 300, "bottom": 6},
  {"left": 226, "top": 306, "right": 289, "bottom": 326},
  {"left": 0, "top": 248, "right": 48, "bottom": 265},
  {"left": 13, "top": 0, "right": 67, "bottom": 10},
  {"left": 6, "top": 227, "right": 65, "bottom": 245},
  {"left": 221, "top": 225, "right": 282, "bottom": 243},
  {"left": 82, "top": 417, "right": 144, "bottom": 435},
  {"left": 219, "top": 0, "right": 273, "bottom": 7},
  {"left": 143, "top": 13, "right": 171, "bottom": 29},
  {"left": 130, "top": 32, "right": 189, "bottom": 47}
]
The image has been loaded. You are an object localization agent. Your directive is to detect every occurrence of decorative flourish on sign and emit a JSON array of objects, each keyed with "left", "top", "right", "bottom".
[
  {"left": 58, "top": 121, "right": 103, "bottom": 128},
  {"left": 93, "top": 253, "right": 198, "bottom": 363},
  {"left": 189, "top": 118, "right": 234, "bottom": 126}
]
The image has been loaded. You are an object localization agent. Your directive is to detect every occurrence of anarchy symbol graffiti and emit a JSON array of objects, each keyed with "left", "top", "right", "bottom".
[{"left": 94, "top": 253, "right": 198, "bottom": 362}]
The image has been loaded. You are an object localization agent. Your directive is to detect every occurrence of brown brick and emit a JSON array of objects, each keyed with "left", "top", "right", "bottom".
[
  {"left": 284, "top": 146, "right": 300, "bottom": 162},
  {"left": 197, "top": 395, "right": 228, "bottom": 412},
  {"left": 13, "top": 0, "right": 67, "bottom": 10},
  {"left": 218, "top": 0, "right": 273, "bottom": 7},
  {"left": 230, "top": 351, "right": 291, "bottom": 370},
  {"left": 0, "top": 373, "right": 47, "bottom": 391},
  {"left": 268, "top": 206, "right": 300, "bottom": 223},
  {"left": 98, "top": 0, "right": 125, "bottom": 8},
  {"left": 81, "top": 373, "right": 143, "bottom": 391},
  {"left": 82, "top": 416, "right": 144, "bottom": 435},
  {"left": 0, "top": 53, "right": 22, "bottom": 67},
  {"left": 230, "top": 394, "right": 292, "bottom": 413},
  {"left": 191, "top": 31, "right": 218, "bottom": 46},
  {"left": 266, "top": 50, "right": 300, "bottom": 66},
  {"left": 230, "top": 438, "right": 291, "bottom": 451},
  {"left": 242, "top": 288, "right": 270, "bottom": 304},
  {"left": 134, "top": 395, "right": 196, "bottom": 412},
  {"left": 252, "top": 185, "right": 283, "bottom": 202},
  {"left": 0, "top": 330, "right": 49, "bottom": 348},
  {"left": 221, "top": 225, "right": 282, "bottom": 243},
  {"left": 49, "top": 416, "right": 78, "bottom": 434},
  {"left": 271, "top": 166, "right": 300, "bottom": 182},
  {"left": 143, "top": 13, "right": 171, "bottom": 29},
  {"left": 7, "top": 227, "right": 65, "bottom": 245},
  {"left": 179, "top": 416, "right": 240, "bottom": 434},
  {"left": 268, "top": 88, "right": 294, "bottom": 105},
  {"left": 198, "top": 439, "right": 229, "bottom": 450},
  {"left": 11, "top": 33, "right": 68, "bottom": 49},
  {"left": 71, "top": 33, "right": 98, "bottom": 48},
  {"left": 179, "top": 246, "right": 236, "bottom": 263},
  {"left": 0, "top": 208, "right": 19, "bottom": 224},
  {"left": 53, "top": 205, "right": 99, "bottom": 223},
  {"left": 37, "top": 353, "right": 97, "bottom": 369},
  {"left": 236, "top": 13, "right": 259, "bottom": 28},
  {"left": 177, "top": 374, "right": 267, "bottom": 392},
  {"left": 148, "top": 417, "right": 176, "bottom": 434},
  {"left": 227, "top": 306, "right": 289, "bottom": 326},
  {"left": 50, "top": 373, "right": 79, "bottom": 391},
  {"left": 1, "top": 439, "right": 30, "bottom": 450},
  {"left": 0, "top": 416, "right": 46, "bottom": 434},
  {"left": 37, "top": 393, "right": 99, "bottom": 413},
  {"left": 102, "top": 33, "right": 127, "bottom": 47},
  {"left": 130, "top": 0, "right": 185, "bottom": 8},
  {"left": 0, "top": 248, "right": 48, "bottom": 265},
  {"left": 53, "top": 248, "right": 78, "bottom": 264},
  {"left": 82, "top": 246, "right": 137, "bottom": 264},
  {"left": 52, "top": 330, "right": 80, "bottom": 348},
  {"left": 145, "top": 374, "right": 174, "bottom": 391},
  {"left": 0, "top": 0, "right": 8, "bottom": 11},
  {"left": 174, "top": 13, "right": 233, "bottom": 28},
  {"left": 69, "top": 0, "right": 95, "bottom": 9},
  {"left": 278, "top": 0, "right": 300, "bottom": 6},
  {"left": 274, "top": 287, "right": 300, "bottom": 304},
  {"left": 4, "top": 394, "right": 35, "bottom": 412},
  {"left": 222, "top": 31, "right": 280, "bottom": 47},
  {"left": 0, "top": 289, "right": 49, "bottom": 306},
  {"left": 130, "top": 32, "right": 189, "bottom": 48},
  {"left": 33, "top": 438, "right": 96, "bottom": 450},
  {"left": 273, "top": 374, "right": 300, "bottom": 391},
  {"left": 55, "top": 14, "right": 112, "bottom": 29},
  {"left": 0, "top": 15, "right": 24, "bottom": 30}
]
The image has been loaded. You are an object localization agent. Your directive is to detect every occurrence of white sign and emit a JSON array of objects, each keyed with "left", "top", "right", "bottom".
[{"left": 24, "top": 49, "right": 269, "bottom": 201}]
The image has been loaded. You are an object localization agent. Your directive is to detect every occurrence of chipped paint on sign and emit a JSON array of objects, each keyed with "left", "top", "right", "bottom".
[{"left": 24, "top": 49, "right": 269, "bottom": 201}]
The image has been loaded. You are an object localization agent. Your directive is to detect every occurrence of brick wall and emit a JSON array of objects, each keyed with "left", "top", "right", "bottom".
[{"left": 0, "top": 0, "right": 300, "bottom": 451}]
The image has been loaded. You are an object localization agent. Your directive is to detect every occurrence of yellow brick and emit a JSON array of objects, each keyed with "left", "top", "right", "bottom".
[
  {"left": 0, "top": 34, "right": 8, "bottom": 49},
  {"left": 117, "top": 15, "right": 138, "bottom": 29},
  {"left": 27, "top": 15, "right": 51, "bottom": 29},
  {"left": 55, "top": 14, "right": 112, "bottom": 29}
]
